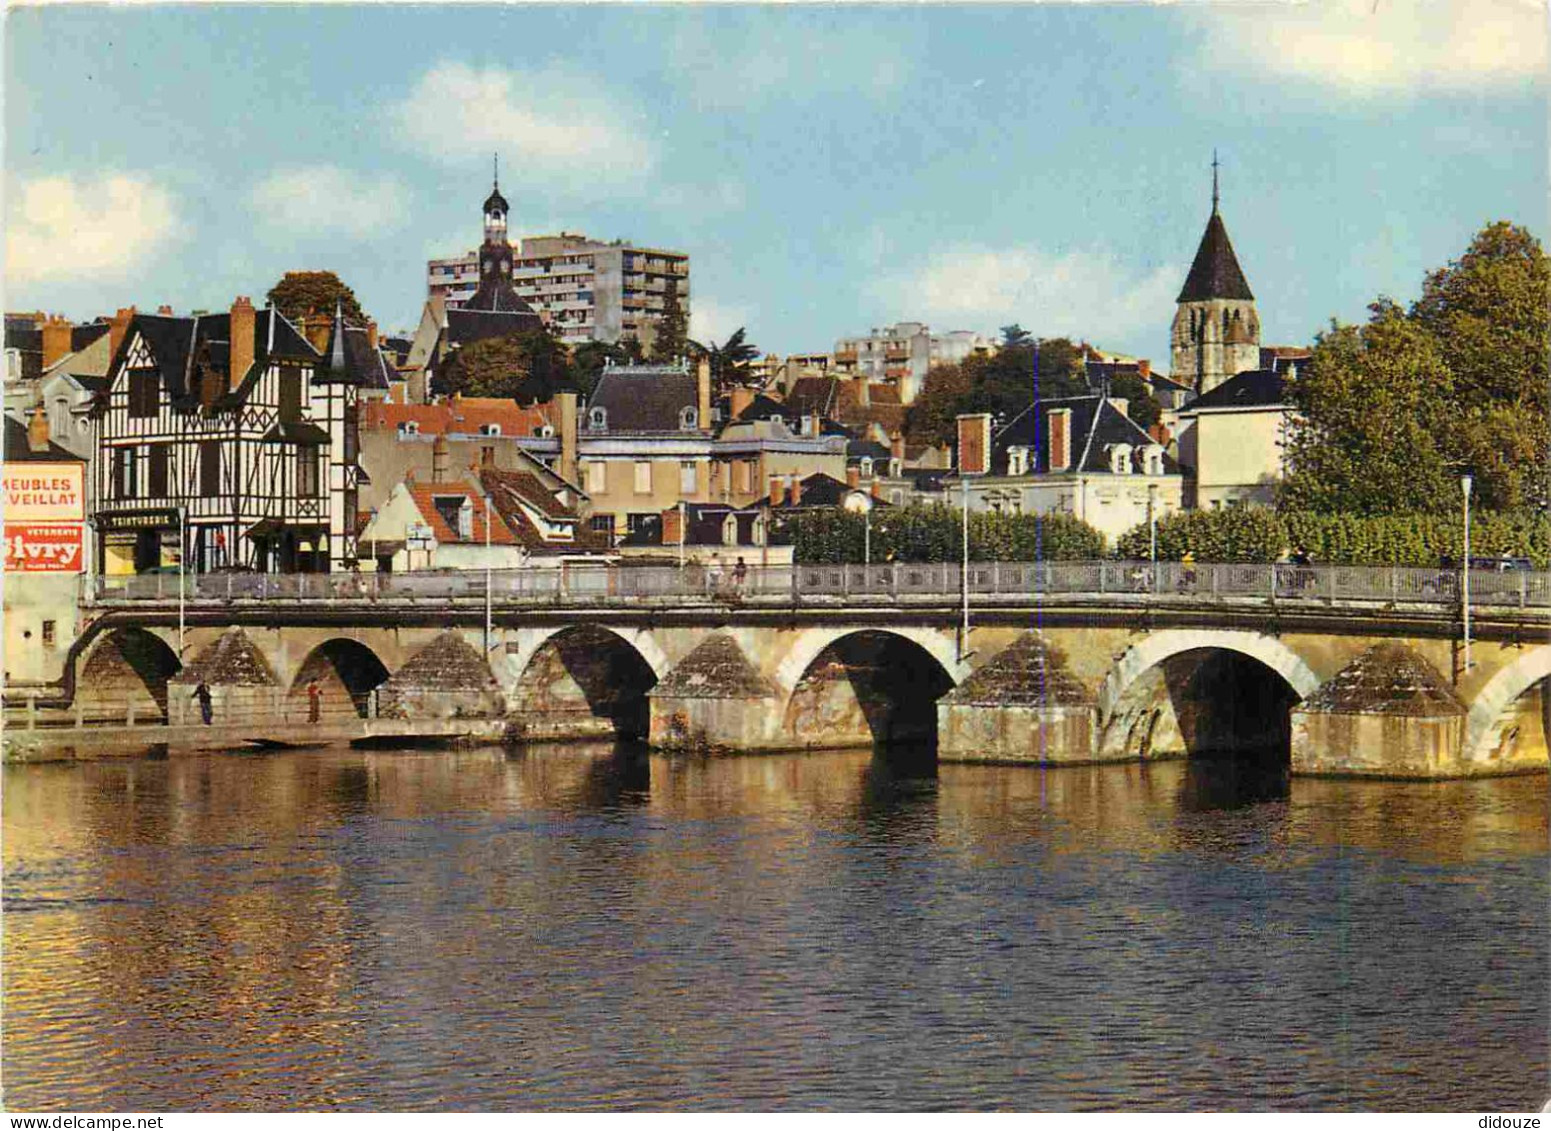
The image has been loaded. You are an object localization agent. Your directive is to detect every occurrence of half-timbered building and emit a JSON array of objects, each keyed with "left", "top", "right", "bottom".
[{"left": 92, "top": 297, "right": 366, "bottom": 575}]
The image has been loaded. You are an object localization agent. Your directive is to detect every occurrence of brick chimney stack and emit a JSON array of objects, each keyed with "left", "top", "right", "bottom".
[
  {"left": 890, "top": 431, "right": 905, "bottom": 462},
  {"left": 729, "top": 387, "right": 755, "bottom": 421},
  {"left": 432, "top": 433, "right": 450, "bottom": 483},
  {"left": 790, "top": 475, "right": 802, "bottom": 506},
  {"left": 109, "top": 307, "right": 137, "bottom": 359},
  {"left": 769, "top": 476, "right": 784, "bottom": 507},
  {"left": 847, "top": 466, "right": 861, "bottom": 489},
  {"left": 1048, "top": 408, "right": 1072, "bottom": 473},
  {"left": 661, "top": 506, "right": 684, "bottom": 546},
  {"left": 41, "top": 315, "right": 72, "bottom": 369},
  {"left": 556, "top": 391, "right": 579, "bottom": 485},
  {"left": 229, "top": 297, "right": 256, "bottom": 391},
  {"left": 696, "top": 356, "right": 712, "bottom": 432},
  {"left": 1137, "top": 359, "right": 1151, "bottom": 379},
  {"left": 367, "top": 320, "right": 379, "bottom": 350},
  {"left": 157, "top": 305, "right": 173, "bottom": 316}
]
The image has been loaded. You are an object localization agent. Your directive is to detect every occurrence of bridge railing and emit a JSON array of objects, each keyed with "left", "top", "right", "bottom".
[{"left": 81, "top": 560, "right": 1551, "bottom": 609}]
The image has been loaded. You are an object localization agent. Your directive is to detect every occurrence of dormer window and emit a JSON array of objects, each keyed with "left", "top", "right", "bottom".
[
  {"left": 680, "top": 406, "right": 698, "bottom": 430},
  {"left": 889, "top": 459, "right": 903, "bottom": 478},
  {"left": 859, "top": 457, "right": 874, "bottom": 478},
  {"left": 589, "top": 407, "right": 607, "bottom": 431},
  {"left": 1142, "top": 443, "right": 1165, "bottom": 477},
  {"left": 480, "top": 422, "right": 502, "bottom": 437},
  {"left": 536, "top": 424, "right": 555, "bottom": 439},
  {"left": 723, "top": 514, "right": 737, "bottom": 546},
  {"left": 1106, "top": 443, "right": 1134, "bottom": 475},
  {"left": 398, "top": 421, "right": 420, "bottom": 437},
  {"left": 770, "top": 413, "right": 783, "bottom": 428},
  {"left": 1008, "top": 446, "right": 1030, "bottom": 477}
]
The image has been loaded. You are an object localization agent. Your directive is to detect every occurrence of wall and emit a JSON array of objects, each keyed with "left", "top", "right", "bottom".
[
  {"left": 1190, "top": 409, "right": 1284, "bottom": 508},
  {"left": 2, "top": 574, "right": 80, "bottom": 683}
]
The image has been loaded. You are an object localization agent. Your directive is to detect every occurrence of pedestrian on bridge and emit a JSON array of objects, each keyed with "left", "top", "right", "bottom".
[{"left": 191, "top": 681, "right": 213, "bottom": 726}]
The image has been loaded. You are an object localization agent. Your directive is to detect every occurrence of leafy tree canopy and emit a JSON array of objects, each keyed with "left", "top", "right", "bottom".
[
  {"left": 690, "top": 327, "right": 761, "bottom": 395},
  {"left": 432, "top": 329, "right": 573, "bottom": 404},
  {"left": 903, "top": 336, "right": 1091, "bottom": 447},
  {"left": 1282, "top": 221, "right": 1549, "bottom": 513},
  {"left": 267, "top": 271, "right": 365, "bottom": 326},
  {"left": 647, "top": 285, "right": 690, "bottom": 364}
]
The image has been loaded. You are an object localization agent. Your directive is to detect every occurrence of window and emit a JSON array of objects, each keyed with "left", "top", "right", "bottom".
[
  {"left": 41, "top": 621, "right": 55, "bottom": 647},
  {"left": 585, "top": 462, "right": 607, "bottom": 494},
  {"left": 1008, "top": 447, "right": 1029, "bottom": 477},
  {"left": 860, "top": 457, "right": 874, "bottom": 478},
  {"left": 399, "top": 421, "right": 420, "bottom": 436},
  {"left": 148, "top": 444, "right": 169, "bottom": 497},
  {"left": 112, "top": 447, "right": 137, "bottom": 500},
  {"left": 680, "top": 461, "right": 697, "bottom": 495},
  {"left": 344, "top": 406, "right": 359, "bottom": 461},
  {"left": 679, "top": 406, "right": 698, "bottom": 430},
  {"left": 590, "top": 514, "right": 615, "bottom": 537},
  {"left": 589, "top": 407, "right": 607, "bottom": 431},
  {"left": 200, "top": 442, "right": 221, "bottom": 497},
  {"left": 481, "top": 423, "right": 502, "bottom": 436},
  {"left": 633, "top": 462, "right": 652, "bottom": 494},
  {"left": 280, "top": 368, "right": 303, "bottom": 422},
  {"left": 128, "top": 370, "right": 158, "bottom": 418},
  {"left": 297, "top": 446, "right": 320, "bottom": 497},
  {"left": 51, "top": 398, "right": 70, "bottom": 439}
]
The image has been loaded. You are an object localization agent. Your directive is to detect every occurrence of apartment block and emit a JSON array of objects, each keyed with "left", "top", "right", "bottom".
[
  {"left": 833, "top": 322, "right": 993, "bottom": 405},
  {"left": 428, "top": 233, "right": 689, "bottom": 347}
]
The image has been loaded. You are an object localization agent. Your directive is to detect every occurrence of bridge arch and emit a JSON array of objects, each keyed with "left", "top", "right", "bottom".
[
  {"left": 286, "top": 638, "right": 391, "bottom": 720},
  {"left": 774, "top": 625, "right": 966, "bottom": 696},
  {"left": 1098, "top": 629, "right": 1320, "bottom": 761},
  {"left": 75, "top": 627, "right": 183, "bottom": 722},
  {"left": 510, "top": 624, "right": 663, "bottom": 740},
  {"left": 781, "top": 627, "right": 960, "bottom": 750},
  {"left": 1464, "top": 646, "right": 1551, "bottom": 766}
]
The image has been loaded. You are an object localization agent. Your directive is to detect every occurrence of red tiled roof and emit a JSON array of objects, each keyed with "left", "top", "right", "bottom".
[
  {"left": 405, "top": 482, "right": 520, "bottom": 545},
  {"left": 479, "top": 467, "right": 575, "bottom": 522},
  {"left": 363, "top": 396, "right": 554, "bottom": 437}
]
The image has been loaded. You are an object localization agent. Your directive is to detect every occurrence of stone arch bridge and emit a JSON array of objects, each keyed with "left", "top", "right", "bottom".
[{"left": 52, "top": 560, "right": 1551, "bottom": 779}]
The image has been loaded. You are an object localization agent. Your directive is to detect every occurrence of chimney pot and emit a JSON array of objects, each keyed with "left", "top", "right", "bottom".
[
  {"left": 890, "top": 430, "right": 906, "bottom": 462},
  {"left": 109, "top": 307, "right": 137, "bottom": 359},
  {"left": 769, "top": 476, "right": 783, "bottom": 507},
  {"left": 157, "top": 305, "right": 173, "bottom": 316},
  {"left": 367, "top": 320, "right": 379, "bottom": 350}
]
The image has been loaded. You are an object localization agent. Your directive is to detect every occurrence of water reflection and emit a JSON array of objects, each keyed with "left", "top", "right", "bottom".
[{"left": 3, "top": 742, "right": 1547, "bottom": 1111}]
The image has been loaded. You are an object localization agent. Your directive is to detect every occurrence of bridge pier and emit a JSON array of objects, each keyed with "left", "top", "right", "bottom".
[
  {"left": 938, "top": 633, "right": 1102, "bottom": 764},
  {"left": 647, "top": 635, "right": 784, "bottom": 752}
]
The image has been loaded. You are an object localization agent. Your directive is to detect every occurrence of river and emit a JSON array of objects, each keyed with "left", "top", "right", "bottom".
[{"left": 3, "top": 743, "right": 1547, "bottom": 1111}]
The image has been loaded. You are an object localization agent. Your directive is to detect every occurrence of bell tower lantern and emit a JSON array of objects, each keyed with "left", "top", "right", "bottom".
[{"left": 478, "top": 155, "right": 514, "bottom": 283}]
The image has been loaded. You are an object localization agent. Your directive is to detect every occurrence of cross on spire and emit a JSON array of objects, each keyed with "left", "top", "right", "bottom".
[
  {"left": 493, "top": 152, "right": 500, "bottom": 189},
  {"left": 1211, "top": 149, "right": 1220, "bottom": 214}
]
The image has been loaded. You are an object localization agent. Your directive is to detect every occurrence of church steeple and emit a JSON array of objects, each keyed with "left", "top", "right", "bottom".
[
  {"left": 1169, "top": 154, "right": 1261, "bottom": 395},
  {"left": 468, "top": 160, "right": 533, "bottom": 315}
]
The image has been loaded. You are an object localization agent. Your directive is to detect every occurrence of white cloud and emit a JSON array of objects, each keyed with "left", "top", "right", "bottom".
[
  {"left": 6, "top": 173, "right": 182, "bottom": 286},
  {"left": 870, "top": 244, "right": 1179, "bottom": 345},
  {"left": 249, "top": 166, "right": 408, "bottom": 238},
  {"left": 1193, "top": 0, "right": 1545, "bottom": 94},
  {"left": 670, "top": 18, "right": 913, "bottom": 108},
  {"left": 390, "top": 62, "right": 655, "bottom": 182},
  {"left": 690, "top": 297, "right": 753, "bottom": 345}
]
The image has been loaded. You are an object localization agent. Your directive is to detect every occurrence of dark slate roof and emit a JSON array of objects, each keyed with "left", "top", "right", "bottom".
[
  {"left": 464, "top": 272, "right": 536, "bottom": 316},
  {"left": 651, "top": 634, "right": 777, "bottom": 700},
  {"left": 444, "top": 305, "right": 543, "bottom": 346},
  {"left": 1177, "top": 211, "right": 1254, "bottom": 303},
  {"left": 717, "top": 392, "right": 787, "bottom": 423},
  {"left": 484, "top": 185, "right": 510, "bottom": 216},
  {"left": 942, "top": 633, "right": 1091, "bottom": 707},
  {"left": 785, "top": 376, "right": 838, "bottom": 419},
  {"left": 846, "top": 439, "right": 892, "bottom": 463},
  {"left": 5, "top": 327, "right": 43, "bottom": 381},
  {"left": 2, "top": 414, "right": 82, "bottom": 462},
  {"left": 319, "top": 318, "right": 394, "bottom": 389},
  {"left": 589, "top": 366, "right": 700, "bottom": 432},
  {"left": 1183, "top": 369, "right": 1286, "bottom": 413},
  {"left": 127, "top": 309, "right": 319, "bottom": 403},
  {"left": 71, "top": 323, "right": 110, "bottom": 351},
  {"left": 770, "top": 472, "right": 881, "bottom": 510},
  {"left": 619, "top": 503, "right": 763, "bottom": 547},
  {"left": 989, "top": 396, "right": 1180, "bottom": 476},
  {"left": 1298, "top": 644, "right": 1464, "bottom": 717}
]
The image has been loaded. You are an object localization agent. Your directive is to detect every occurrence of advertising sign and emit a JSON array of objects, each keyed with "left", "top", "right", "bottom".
[
  {"left": 2, "top": 463, "right": 84, "bottom": 521},
  {"left": 4, "top": 522, "right": 84, "bottom": 573}
]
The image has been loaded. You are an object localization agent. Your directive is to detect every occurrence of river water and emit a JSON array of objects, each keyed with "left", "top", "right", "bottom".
[{"left": 4, "top": 743, "right": 1547, "bottom": 1111}]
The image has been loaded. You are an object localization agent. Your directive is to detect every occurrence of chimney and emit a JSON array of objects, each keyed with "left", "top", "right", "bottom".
[
  {"left": 857, "top": 379, "right": 870, "bottom": 407},
  {"left": 769, "top": 476, "right": 784, "bottom": 507},
  {"left": 157, "top": 305, "right": 173, "bottom": 316},
  {"left": 556, "top": 391, "right": 579, "bottom": 485},
  {"left": 890, "top": 430, "right": 905, "bottom": 462},
  {"left": 790, "top": 475, "right": 802, "bottom": 506},
  {"left": 109, "top": 307, "right": 136, "bottom": 359},
  {"left": 432, "top": 434, "right": 450, "bottom": 483},
  {"left": 871, "top": 479, "right": 884, "bottom": 501},
  {"left": 367, "top": 320, "right": 379, "bottom": 350},
  {"left": 1137, "top": 359, "right": 1151, "bottom": 379},
  {"left": 40, "top": 315, "right": 72, "bottom": 369},
  {"left": 229, "top": 297, "right": 256, "bottom": 391},
  {"left": 661, "top": 506, "right": 684, "bottom": 546},
  {"left": 696, "top": 356, "right": 712, "bottom": 432},
  {"left": 1048, "top": 408, "right": 1072, "bottom": 473},
  {"left": 847, "top": 466, "right": 861, "bottom": 489},
  {"left": 26, "top": 407, "right": 50, "bottom": 453},
  {"left": 730, "top": 386, "right": 755, "bottom": 420},
  {"left": 302, "top": 311, "right": 331, "bottom": 353}
]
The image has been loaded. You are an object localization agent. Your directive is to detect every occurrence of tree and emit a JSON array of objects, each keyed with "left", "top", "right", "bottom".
[
  {"left": 571, "top": 339, "right": 632, "bottom": 398},
  {"left": 433, "top": 329, "right": 574, "bottom": 403},
  {"left": 648, "top": 285, "right": 690, "bottom": 363},
  {"left": 267, "top": 271, "right": 365, "bottom": 325},
  {"left": 1108, "top": 371, "right": 1162, "bottom": 431},
  {"left": 690, "top": 327, "right": 761, "bottom": 395},
  {"left": 1280, "top": 302, "right": 1457, "bottom": 515},
  {"left": 902, "top": 334, "right": 1090, "bottom": 446},
  {"left": 1411, "top": 221, "right": 1550, "bottom": 510},
  {"left": 1001, "top": 324, "right": 1033, "bottom": 348}
]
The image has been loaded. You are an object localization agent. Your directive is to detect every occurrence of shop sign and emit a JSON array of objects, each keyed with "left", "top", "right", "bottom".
[
  {"left": 3, "top": 463, "right": 84, "bottom": 521},
  {"left": 4, "top": 522, "right": 84, "bottom": 573}
]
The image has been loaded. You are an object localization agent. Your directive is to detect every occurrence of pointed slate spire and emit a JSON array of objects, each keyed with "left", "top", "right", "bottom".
[{"left": 1177, "top": 206, "right": 1254, "bottom": 303}]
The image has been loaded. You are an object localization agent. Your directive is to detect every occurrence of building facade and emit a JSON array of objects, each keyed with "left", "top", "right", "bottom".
[
  {"left": 832, "top": 323, "right": 993, "bottom": 405},
  {"left": 92, "top": 299, "right": 366, "bottom": 575}
]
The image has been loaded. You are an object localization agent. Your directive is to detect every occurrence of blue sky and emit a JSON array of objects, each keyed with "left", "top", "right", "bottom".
[{"left": 5, "top": 2, "right": 1545, "bottom": 371}]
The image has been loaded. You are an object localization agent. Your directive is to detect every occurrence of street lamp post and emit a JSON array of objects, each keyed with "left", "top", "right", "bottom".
[
  {"left": 1461, "top": 474, "right": 1473, "bottom": 676},
  {"left": 177, "top": 505, "right": 187, "bottom": 658},
  {"left": 864, "top": 502, "right": 871, "bottom": 569},
  {"left": 1148, "top": 482, "right": 1159, "bottom": 592},
  {"left": 484, "top": 494, "right": 493, "bottom": 655}
]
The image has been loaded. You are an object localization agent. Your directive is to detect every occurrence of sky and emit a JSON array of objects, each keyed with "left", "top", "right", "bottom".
[{"left": 4, "top": 1, "right": 1546, "bottom": 372}]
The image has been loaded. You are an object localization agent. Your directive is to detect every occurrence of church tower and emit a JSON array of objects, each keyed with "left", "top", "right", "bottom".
[
  {"left": 465, "top": 157, "right": 532, "bottom": 315},
  {"left": 1170, "top": 156, "right": 1260, "bottom": 395}
]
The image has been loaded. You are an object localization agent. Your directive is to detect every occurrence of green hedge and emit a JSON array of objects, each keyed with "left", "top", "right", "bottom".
[
  {"left": 784, "top": 505, "right": 1107, "bottom": 564},
  {"left": 1115, "top": 507, "right": 1551, "bottom": 567}
]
